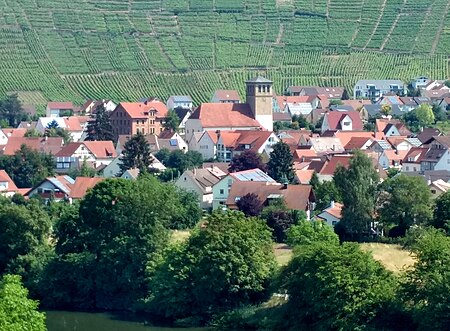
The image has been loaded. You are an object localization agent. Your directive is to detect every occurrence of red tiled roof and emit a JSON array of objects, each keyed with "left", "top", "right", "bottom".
[
  {"left": 325, "top": 111, "right": 363, "bottom": 131},
  {"left": 191, "top": 103, "right": 261, "bottom": 128},
  {"left": 219, "top": 130, "right": 273, "bottom": 153},
  {"left": 63, "top": 117, "right": 82, "bottom": 132},
  {"left": 226, "top": 181, "right": 314, "bottom": 211},
  {"left": 383, "top": 150, "right": 408, "bottom": 163},
  {"left": 119, "top": 101, "right": 168, "bottom": 119},
  {"left": 320, "top": 155, "right": 352, "bottom": 175},
  {"left": 1, "top": 128, "right": 27, "bottom": 138},
  {"left": 159, "top": 130, "right": 176, "bottom": 139},
  {"left": 345, "top": 136, "right": 374, "bottom": 150},
  {"left": 213, "top": 90, "right": 241, "bottom": 102},
  {"left": 295, "top": 169, "right": 315, "bottom": 184},
  {"left": 56, "top": 141, "right": 117, "bottom": 158},
  {"left": 276, "top": 96, "right": 310, "bottom": 110},
  {"left": 2, "top": 137, "right": 63, "bottom": 155},
  {"left": 403, "top": 147, "right": 428, "bottom": 164},
  {"left": 205, "top": 131, "right": 219, "bottom": 144},
  {"left": 0, "top": 170, "right": 18, "bottom": 192},
  {"left": 334, "top": 131, "right": 375, "bottom": 146},
  {"left": 47, "top": 102, "right": 74, "bottom": 110},
  {"left": 294, "top": 149, "right": 318, "bottom": 160},
  {"left": 70, "top": 177, "right": 105, "bottom": 199},
  {"left": 319, "top": 202, "right": 343, "bottom": 219}
]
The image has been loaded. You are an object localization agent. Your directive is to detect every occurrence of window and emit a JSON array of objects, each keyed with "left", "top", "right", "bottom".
[
  {"left": 142, "top": 128, "right": 145, "bottom": 134},
  {"left": 136, "top": 128, "right": 140, "bottom": 134},
  {"left": 431, "top": 190, "right": 436, "bottom": 194},
  {"left": 406, "top": 166, "right": 409, "bottom": 171},
  {"left": 220, "top": 189, "right": 224, "bottom": 195},
  {"left": 343, "top": 121, "right": 350, "bottom": 126}
]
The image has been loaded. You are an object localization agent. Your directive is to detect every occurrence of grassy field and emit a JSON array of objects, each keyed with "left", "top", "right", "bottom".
[
  {"left": 360, "top": 243, "right": 415, "bottom": 273},
  {"left": 274, "top": 242, "right": 415, "bottom": 272},
  {"left": 0, "top": 0, "right": 448, "bottom": 107}
]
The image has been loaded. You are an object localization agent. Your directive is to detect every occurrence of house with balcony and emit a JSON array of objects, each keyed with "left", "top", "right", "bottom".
[{"left": 353, "top": 80, "right": 406, "bottom": 100}]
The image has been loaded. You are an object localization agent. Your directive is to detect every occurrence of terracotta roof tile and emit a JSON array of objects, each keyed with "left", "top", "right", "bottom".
[
  {"left": 212, "top": 90, "right": 241, "bottom": 102},
  {"left": 320, "top": 155, "right": 352, "bottom": 175},
  {"left": 325, "top": 111, "right": 363, "bottom": 131},
  {"left": 1, "top": 128, "right": 27, "bottom": 138},
  {"left": 47, "top": 102, "right": 74, "bottom": 110},
  {"left": 119, "top": 101, "right": 168, "bottom": 119},
  {"left": 226, "top": 181, "right": 314, "bottom": 211},
  {"left": 0, "top": 170, "right": 18, "bottom": 192},
  {"left": 56, "top": 141, "right": 116, "bottom": 158},
  {"left": 2, "top": 137, "right": 63, "bottom": 155},
  {"left": 70, "top": 177, "right": 105, "bottom": 199},
  {"left": 191, "top": 103, "right": 261, "bottom": 128}
]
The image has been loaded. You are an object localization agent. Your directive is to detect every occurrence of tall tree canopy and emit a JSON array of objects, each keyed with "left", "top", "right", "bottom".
[
  {"left": 415, "top": 104, "right": 435, "bottom": 127},
  {"left": 86, "top": 105, "right": 115, "bottom": 141},
  {"left": 267, "top": 141, "right": 294, "bottom": 183},
  {"left": 0, "top": 274, "right": 47, "bottom": 331},
  {"left": 433, "top": 191, "right": 450, "bottom": 232},
  {"left": 0, "top": 145, "right": 54, "bottom": 188},
  {"left": 119, "top": 132, "right": 153, "bottom": 175},
  {"left": 228, "top": 150, "right": 266, "bottom": 173},
  {"left": 44, "top": 176, "right": 187, "bottom": 310},
  {"left": 0, "top": 94, "right": 27, "bottom": 128},
  {"left": 401, "top": 228, "right": 450, "bottom": 330},
  {"left": 148, "top": 211, "right": 276, "bottom": 323},
  {"left": 280, "top": 242, "right": 396, "bottom": 330},
  {"left": 378, "top": 175, "right": 433, "bottom": 236},
  {"left": 334, "top": 151, "right": 379, "bottom": 239},
  {"left": 0, "top": 199, "right": 52, "bottom": 274},
  {"left": 163, "top": 109, "right": 180, "bottom": 132}
]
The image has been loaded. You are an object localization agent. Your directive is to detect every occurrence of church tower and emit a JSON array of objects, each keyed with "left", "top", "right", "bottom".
[{"left": 246, "top": 76, "right": 273, "bottom": 131}]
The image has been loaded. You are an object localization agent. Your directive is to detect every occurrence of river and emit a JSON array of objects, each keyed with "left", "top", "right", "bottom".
[{"left": 46, "top": 311, "right": 209, "bottom": 331}]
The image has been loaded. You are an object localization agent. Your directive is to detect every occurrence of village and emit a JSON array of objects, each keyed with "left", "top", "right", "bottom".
[{"left": 1, "top": 76, "right": 450, "bottom": 229}]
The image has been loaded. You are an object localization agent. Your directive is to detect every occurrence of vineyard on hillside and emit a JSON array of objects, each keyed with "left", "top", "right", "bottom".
[{"left": 0, "top": 0, "right": 449, "bottom": 107}]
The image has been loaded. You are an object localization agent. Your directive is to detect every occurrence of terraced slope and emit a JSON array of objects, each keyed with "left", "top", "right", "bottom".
[{"left": 0, "top": 0, "right": 449, "bottom": 107}]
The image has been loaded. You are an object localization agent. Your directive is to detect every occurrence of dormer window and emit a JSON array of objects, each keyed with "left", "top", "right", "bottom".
[{"left": 245, "top": 144, "right": 251, "bottom": 149}]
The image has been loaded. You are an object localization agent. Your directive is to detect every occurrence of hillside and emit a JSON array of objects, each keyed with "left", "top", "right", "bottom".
[{"left": 0, "top": 0, "right": 449, "bottom": 107}]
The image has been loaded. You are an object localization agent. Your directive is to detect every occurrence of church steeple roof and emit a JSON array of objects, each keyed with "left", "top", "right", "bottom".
[{"left": 246, "top": 76, "right": 272, "bottom": 83}]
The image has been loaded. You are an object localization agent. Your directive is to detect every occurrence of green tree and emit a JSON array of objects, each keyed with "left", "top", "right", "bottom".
[
  {"left": 47, "top": 177, "right": 182, "bottom": 310},
  {"left": 228, "top": 150, "right": 266, "bottom": 173},
  {"left": 24, "top": 129, "right": 42, "bottom": 137},
  {"left": 154, "top": 148, "right": 170, "bottom": 165},
  {"left": 401, "top": 228, "right": 450, "bottom": 330},
  {"left": 163, "top": 109, "right": 180, "bottom": 132},
  {"left": 378, "top": 175, "right": 433, "bottom": 237},
  {"left": 381, "top": 104, "right": 392, "bottom": 117},
  {"left": 0, "top": 274, "right": 46, "bottom": 331},
  {"left": 0, "top": 94, "right": 27, "bottom": 128},
  {"left": 148, "top": 210, "right": 276, "bottom": 322},
  {"left": 333, "top": 151, "right": 379, "bottom": 240},
  {"left": 287, "top": 220, "right": 339, "bottom": 247},
  {"left": 168, "top": 188, "right": 202, "bottom": 229},
  {"left": 267, "top": 141, "right": 294, "bottom": 183},
  {"left": 44, "top": 127, "right": 72, "bottom": 144},
  {"left": 0, "top": 200, "right": 52, "bottom": 275},
  {"left": 86, "top": 104, "right": 115, "bottom": 141},
  {"left": 433, "top": 191, "right": 450, "bottom": 232},
  {"left": 165, "top": 150, "right": 203, "bottom": 174},
  {"left": 119, "top": 132, "right": 153, "bottom": 175},
  {"left": 68, "top": 159, "right": 97, "bottom": 178},
  {"left": 415, "top": 104, "right": 435, "bottom": 127},
  {"left": 0, "top": 145, "right": 54, "bottom": 188},
  {"left": 313, "top": 179, "right": 341, "bottom": 211},
  {"left": 280, "top": 242, "right": 396, "bottom": 330}
]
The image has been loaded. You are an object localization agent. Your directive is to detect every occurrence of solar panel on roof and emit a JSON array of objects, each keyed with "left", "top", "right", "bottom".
[
  {"left": 169, "top": 139, "right": 178, "bottom": 146},
  {"left": 377, "top": 140, "right": 392, "bottom": 150}
]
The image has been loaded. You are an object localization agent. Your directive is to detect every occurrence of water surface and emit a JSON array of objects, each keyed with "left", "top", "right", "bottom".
[{"left": 46, "top": 311, "right": 208, "bottom": 331}]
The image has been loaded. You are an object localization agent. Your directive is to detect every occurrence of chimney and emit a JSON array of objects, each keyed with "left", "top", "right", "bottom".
[
  {"left": 330, "top": 200, "right": 335, "bottom": 208},
  {"left": 427, "top": 176, "right": 431, "bottom": 186}
]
